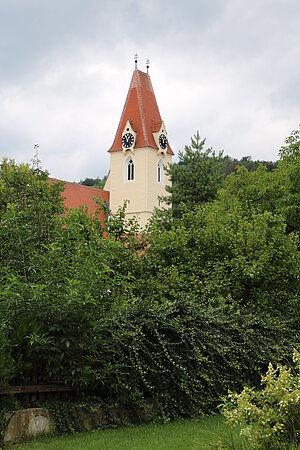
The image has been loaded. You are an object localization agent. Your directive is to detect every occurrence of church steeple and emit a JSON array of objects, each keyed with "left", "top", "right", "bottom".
[
  {"left": 109, "top": 69, "right": 173, "bottom": 155},
  {"left": 104, "top": 66, "right": 173, "bottom": 228}
]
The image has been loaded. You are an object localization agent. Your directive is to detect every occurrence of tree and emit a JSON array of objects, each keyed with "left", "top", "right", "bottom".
[
  {"left": 79, "top": 175, "right": 107, "bottom": 190},
  {"left": 145, "top": 157, "right": 300, "bottom": 317},
  {"left": 218, "top": 164, "right": 283, "bottom": 215},
  {"left": 276, "top": 127, "right": 300, "bottom": 232},
  {"left": 162, "top": 131, "right": 224, "bottom": 219},
  {"left": 0, "top": 158, "right": 64, "bottom": 280},
  {"left": 221, "top": 154, "right": 277, "bottom": 178}
]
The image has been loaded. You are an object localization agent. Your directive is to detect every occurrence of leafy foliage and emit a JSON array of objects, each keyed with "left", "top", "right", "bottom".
[
  {"left": 0, "top": 324, "right": 14, "bottom": 386},
  {"left": 161, "top": 131, "right": 278, "bottom": 222},
  {"left": 93, "top": 302, "right": 298, "bottom": 420},
  {"left": 0, "top": 128, "right": 299, "bottom": 429},
  {"left": 0, "top": 159, "right": 64, "bottom": 280},
  {"left": 162, "top": 131, "right": 224, "bottom": 219},
  {"left": 145, "top": 183, "right": 299, "bottom": 317},
  {"left": 221, "top": 155, "right": 277, "bottom": 178},
  {"left": 222, "top": 349, "right": 300, "bottom": 449},
  {"left": 276, "top": 127, "right": 300, "bottom": 232},
  {"left": 79, "top": 175, "right": 107, "bottom": 190}
]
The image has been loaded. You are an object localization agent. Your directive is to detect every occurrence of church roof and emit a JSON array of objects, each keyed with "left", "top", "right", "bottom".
[
  {"left": 49, "top": 178, "right": 109, "bottom": 217},
  {"left": 109, "top": 69, "right": 173, "bottom": 155}
]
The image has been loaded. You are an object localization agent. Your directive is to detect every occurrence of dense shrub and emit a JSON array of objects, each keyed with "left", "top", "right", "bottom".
[
  {"left": 1, "top": 289, "right": 298, "bottom": 418},
  {"left": 221, "top": 349, "right": 300, "bottom": 449},
  {"left": 91, "top": 301, "right": 298, "bottom": 419}
]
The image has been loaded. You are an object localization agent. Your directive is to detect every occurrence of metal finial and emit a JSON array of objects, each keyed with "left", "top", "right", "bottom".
[
  {"left": 134, "top": 53, "right": 138, "bottom": 69},
  {"left": 146, "top": 58, "right": 150, "bottom": 74},
  {"left": 34, "top": 144, "right": 39, "bottom": 160},
  {"left": 33, "top": 143, "right": 40, "bottom": 170}
]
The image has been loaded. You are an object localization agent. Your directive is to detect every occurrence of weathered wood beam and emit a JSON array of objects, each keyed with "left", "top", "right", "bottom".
[{"left": 0, "top": 384, "right": 75, "bottom": 394}]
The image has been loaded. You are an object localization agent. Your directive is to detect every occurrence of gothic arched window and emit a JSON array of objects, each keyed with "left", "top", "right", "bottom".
[
  {"left": 128, "top": 158, "right": 134, "bottom": 181},
  {"left": 157, "top": 159, "right": 164, "bottom": 183},
  {"left": 124, "top": 156, "right": 135, "bottom": 182}
]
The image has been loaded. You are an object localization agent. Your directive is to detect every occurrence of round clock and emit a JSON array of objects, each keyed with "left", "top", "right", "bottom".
[
  {"left": 122, "top": 132, "right": 134, "bottom": 149},
  {"left": 159, "top": 134, "right": 168, "bottom": 150}
]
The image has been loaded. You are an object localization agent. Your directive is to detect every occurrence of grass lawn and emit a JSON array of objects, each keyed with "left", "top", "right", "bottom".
[{"left": 17, "top": 415, "right": 240, "bottom": 450}]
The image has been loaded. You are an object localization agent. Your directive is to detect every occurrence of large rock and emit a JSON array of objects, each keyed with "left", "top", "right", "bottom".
[{"left": 4, "top": 408, "right": 54, "bottom": 443}]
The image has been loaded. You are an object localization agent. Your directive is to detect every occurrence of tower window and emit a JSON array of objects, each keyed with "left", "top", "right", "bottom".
[
  {"left": 157, "top": 159, "right": 164, "bottom": 183},
  {"left": 124, "top": 155, "right": 135, "bottom": 183},
  {"left": 127, "top": 158, "right": 134, "bottom": 181}
]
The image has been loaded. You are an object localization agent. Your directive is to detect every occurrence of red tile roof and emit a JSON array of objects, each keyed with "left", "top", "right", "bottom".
[
  {"left": 50, "top": 178, "right": 109, "bottom": 219},
  {"left": 109, "top": 69, "right": 174, "bottom": 155}
]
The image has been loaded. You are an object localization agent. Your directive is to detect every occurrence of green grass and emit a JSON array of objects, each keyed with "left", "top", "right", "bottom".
[{"left": 17, "top": 415, "right": 240, "bottom": 450}]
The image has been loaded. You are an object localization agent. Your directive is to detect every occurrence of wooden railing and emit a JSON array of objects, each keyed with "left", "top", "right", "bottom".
[{"left": 0, "top": 384, "right": 82, "bottom": 402}]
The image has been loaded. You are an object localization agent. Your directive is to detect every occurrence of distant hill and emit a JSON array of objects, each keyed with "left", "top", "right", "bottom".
[
  {"left": 79, "top": 175, "right": 107, "bottom": 190},
  {"left": 221, "top": 155, "right": 277, "bottom": 178}
]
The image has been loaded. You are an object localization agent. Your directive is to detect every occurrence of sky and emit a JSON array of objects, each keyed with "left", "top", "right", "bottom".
[{"left": 0, "top": 0, "right": 299, "bottom": 182}]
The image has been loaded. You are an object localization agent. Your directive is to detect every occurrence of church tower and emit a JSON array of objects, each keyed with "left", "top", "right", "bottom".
[{"left": 104, "top": 66, "right": 173, "bottom": 228}]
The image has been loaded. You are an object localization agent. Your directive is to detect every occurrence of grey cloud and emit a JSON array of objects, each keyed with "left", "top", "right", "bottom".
[{"left": 0, "top": 0, "right": 299, "bottom": 181}]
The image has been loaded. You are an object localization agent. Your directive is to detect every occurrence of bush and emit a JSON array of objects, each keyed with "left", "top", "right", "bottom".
[
  {"left": 221, "top": 349, "right": 300, "bottom": 449},
  {"left": 1, "top": 286, "right": 298, "bottom": 418},
  {"left": 91, "top": 301, "right": 298, "bottom": 420}
]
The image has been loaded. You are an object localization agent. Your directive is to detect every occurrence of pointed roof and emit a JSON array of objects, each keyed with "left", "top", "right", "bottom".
[{"left": 109, "top": 69, "right": 173, "bottom": 155}]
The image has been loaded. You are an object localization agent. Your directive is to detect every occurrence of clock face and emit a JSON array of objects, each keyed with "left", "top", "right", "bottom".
[
  {"left": 159, "top": 133, "right": 168, "bottom": 150},
  {"left": 122, "top": 132, "right": 134, "bottom": 149}
]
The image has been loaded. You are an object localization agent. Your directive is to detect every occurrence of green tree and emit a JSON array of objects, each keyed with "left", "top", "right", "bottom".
[
  {"left": 276, "top": 127, "right": 300, "bottom": 232},
  {"left": 0, "top": 159, "right": 64, "bottom": 280},
  {"left": 218, "top": 164, "right": 283, "bottom": 215},
  {"left": 162, "top": 131, "right": 224, "bottom": 219},
  {"left": 221, "top": 155, "right": 277, "bottom": 178},
  {"left": 145, "top": 158, "right": 300, "bottom": 317},
  {"left": 79, "top": 175, "right": 107, "bottom": 190}
]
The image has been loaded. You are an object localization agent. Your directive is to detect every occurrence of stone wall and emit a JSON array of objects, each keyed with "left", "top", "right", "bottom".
[
  {"left": 3, "top": 403, "right": 154, "bottom": 443},
  {"left": 4, "top": 408, "right": 54, "bottom": 443}
]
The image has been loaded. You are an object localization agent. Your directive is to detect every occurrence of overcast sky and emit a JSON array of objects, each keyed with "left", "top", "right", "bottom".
[{"left": 0, "top": 0, "right": 299, "bottom": 182}]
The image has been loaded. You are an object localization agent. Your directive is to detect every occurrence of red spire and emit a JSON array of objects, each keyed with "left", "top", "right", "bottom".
[{"left": 109, "top": 69, "right": 173, "bottom": 155}]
